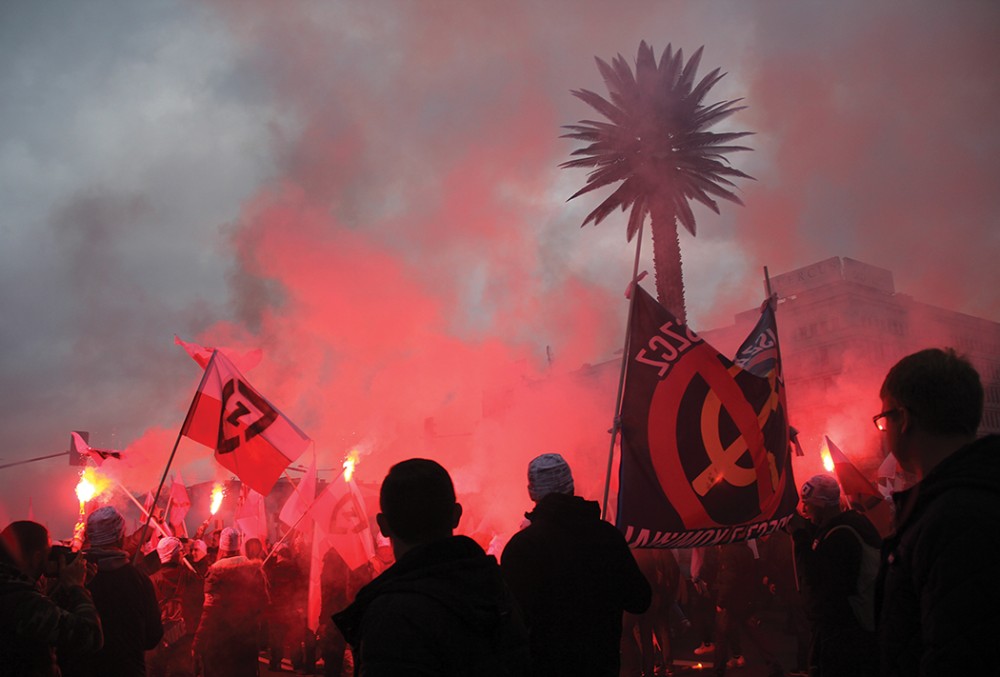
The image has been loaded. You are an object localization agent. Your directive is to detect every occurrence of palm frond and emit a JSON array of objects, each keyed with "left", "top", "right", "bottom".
[
  {"left": 625, "top": 194, "right": 649, "bottom": 241},
  {"left": 563, "top": 41, "right": 752, "bottom": 243},
  {"left": 673, "top": 193, "right": 698, "bottom": 236},
  {"left": 677, "top": 46, "right": 704, "bottom": 96},
  {"left": 582, "top": 179, "right": 640, "bottom": 227}
]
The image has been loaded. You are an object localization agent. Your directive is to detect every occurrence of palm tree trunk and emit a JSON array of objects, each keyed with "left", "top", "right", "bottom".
[{"left": 650, "top": 203, "right": 687, "bottom": 325}]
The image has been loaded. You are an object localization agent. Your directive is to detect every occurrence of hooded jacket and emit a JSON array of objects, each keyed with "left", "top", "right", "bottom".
[
  {"left": 877, "top": 434, "right": 1000, "bottom": 676},
  {"left": 501, "top": 493, "right": 651, "bottom": 677},
  {"left": 334, "top": 535, "right": 529, "bottom": 677}
]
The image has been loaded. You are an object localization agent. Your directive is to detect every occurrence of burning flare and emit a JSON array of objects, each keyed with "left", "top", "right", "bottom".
[
  {"left": 209, "top": 484, "right": 226, "bottom": 515},
  {"left": 75, "top": 467, "right": 110, "bottom": 504},
  {"left": 343, "top": 450, "right": 360, "bottom": 483},
  {"left": 821, "top": 446, "right": 835, "bottom": 473}
]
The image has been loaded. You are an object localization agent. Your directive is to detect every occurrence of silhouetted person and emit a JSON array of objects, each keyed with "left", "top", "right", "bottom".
[
  {"left": 875, "top": 348, "right": 999, "bottom": 676},
  {"left": 334, "top": 458, "right": 530, "bottom": 676},
  {"left": 791, "top": 474, "right": 880, "bottom": 677},
  {"left": 148, "top": 536, "right": 204, "bottom": 677},
  {"left": 0, "top": 520, "right": 103, "bottom": 675},
  {"left": 710, "top": 542, "right": 783, "bottom": 677},
  {"left": 193, "top": 527, "right": 267, "bottom": 677},
  {"left": 263, "top": 543, "right": 305, "bottom": 673},
  {"left": 501, "top": 453, "right": 651, "bottom": 676},
  {"left": 60, "top": 506, "right": 162, "bottom": 677}
]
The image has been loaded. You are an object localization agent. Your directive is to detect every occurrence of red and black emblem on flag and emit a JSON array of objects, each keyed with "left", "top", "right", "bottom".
[{"left": 617, "top": 286, "right": 798, "bottom": 548}]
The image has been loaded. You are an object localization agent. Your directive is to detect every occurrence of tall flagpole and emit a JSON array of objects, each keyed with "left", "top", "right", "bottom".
[
  {"left": 132, "top": 349, "right": 219, "bottom": 565},
  {"left": 601, "top": 220, "right": 645, "bottom": 520}
]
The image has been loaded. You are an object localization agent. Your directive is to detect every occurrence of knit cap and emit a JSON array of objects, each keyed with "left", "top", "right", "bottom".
[
  {"left": 219, "top": 527, "right": 241, "bottom": 553},
  {"left": 85, "top": 506, "right": 126, "bottom": 547},
  {"left": 191, "top": 539, "right": 208, "bottom": 562},
  {"left": 156, "top": 536, "right": 183, "bottom": 564},
  {"left": 800, "top": 474, "right": 841, "bottom": 507},
  {"left": 527, "top": 453, "right": 574, "bottom": 502}
]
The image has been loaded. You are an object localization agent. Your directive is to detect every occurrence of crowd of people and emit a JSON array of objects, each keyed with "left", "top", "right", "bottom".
[{"left": 1, "top": 347, "right": 996, "bottom": 676}]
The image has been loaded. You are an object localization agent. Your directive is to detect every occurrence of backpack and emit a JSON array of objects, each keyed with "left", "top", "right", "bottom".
[{"left": 824, "top": 524, "right": 880, "bottom": 632}]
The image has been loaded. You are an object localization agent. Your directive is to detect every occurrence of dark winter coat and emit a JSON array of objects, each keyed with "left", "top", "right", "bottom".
[
  {"left": 794, "top": 509, "right": 881, "bottom": 629},
  {"left": 877, "top": 434, "right": 1000, "bottom": 677},
  {"left": 60, "top": 547, "right": 162, "bottom": 677},
  {"left": 0, "top": 559, "right": 103, "bottom": 677},
  {"left": 334, "top": 535, "right": 530, "bottom": 677},
  {"left": 501, "top": 493, "right": 652, "bottom": 677},
  {"left": 192, "top": 555, "right": 267, "bottom": 677}
]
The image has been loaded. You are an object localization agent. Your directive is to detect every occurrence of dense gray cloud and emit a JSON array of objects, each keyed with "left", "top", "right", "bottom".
[{"left": 1, "top": 0, "right": 997, "bottom": 534}]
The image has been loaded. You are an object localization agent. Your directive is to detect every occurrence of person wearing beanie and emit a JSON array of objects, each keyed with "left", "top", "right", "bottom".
[
  {"left": 61, "top": 506, "right": 162, "bottom": 677},
  {"left": 501, "top": 453, "right": 651, "bottom": 676},
  {"left": 192, "top": 527, "right": 267, "bottom": 677},
  {"left": 148, "top": 537, "right": 204, "bottom": 677},
  {"left": 791, "top": 474, "right": 881, "bottom": 677}
]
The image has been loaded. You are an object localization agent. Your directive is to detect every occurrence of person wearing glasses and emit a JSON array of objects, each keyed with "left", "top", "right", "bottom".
[{"left": 874, "top": 347, "right": 999, "bottom": 677}]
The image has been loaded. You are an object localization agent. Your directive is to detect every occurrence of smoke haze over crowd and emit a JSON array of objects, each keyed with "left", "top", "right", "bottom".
[{"left": 2, "top": 0, "right": 998, "bottom": 536}]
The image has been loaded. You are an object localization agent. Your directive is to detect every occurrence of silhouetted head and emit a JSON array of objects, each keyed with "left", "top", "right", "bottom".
[
  {"left": 377, "top": 459, "right": 460, "bottom": 553},
  {"left": 245, "top": 537, "right": 264, "bottom": 560},
  {"left": 880, "top": 347, "right": 983, "bottom": 437},
  {"left": 1, "top": 520, "right": 50, "bottom": 580}
]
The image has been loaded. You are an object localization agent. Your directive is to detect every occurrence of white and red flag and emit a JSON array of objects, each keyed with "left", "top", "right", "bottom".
[
  {"left": 168, "top": 472, "right": 192, "bottom": 535},
  {"left": 279, "top": 450, "right": 318, "bottom": 530},
  {"left": 306, "top": 470, "right": 375, "bottom": 630},
  {"left": 174, "top": 335, "right": 263, "bottom": 373},
  {"left": 70, "top": 432, "right": 122, "bottom": 466},
  {"left": 235, "top": 484, "right": 268, "bottom": 543},
  {"left": 823, "top": 436, "right": 893, "bottom": 537},
  {"left": 180, "top": 350, "right": 311, "bottom": 496}
]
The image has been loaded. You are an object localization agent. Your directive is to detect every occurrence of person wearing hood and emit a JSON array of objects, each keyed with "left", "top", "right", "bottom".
[
  {"left": 500, "top": 453, "right": 651, "bottom": 676},
  {"left": 333, "top": 458, "right": 530, "bottom": 676},
  {"left": 63, "top": 506, "right": 162, "bottom": 676},
  {"left": 875, "top": 348, "right": 1000, "bottom": 676}
]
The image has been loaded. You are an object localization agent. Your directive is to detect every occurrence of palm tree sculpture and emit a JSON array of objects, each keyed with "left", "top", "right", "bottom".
[{"left": 562, "top": 41, "right": 753, "bottom": 325}]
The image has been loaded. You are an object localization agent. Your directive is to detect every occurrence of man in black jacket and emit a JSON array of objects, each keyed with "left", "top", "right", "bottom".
[
  {"left": 501, "top": 453, "right": 651, "bottom": 676},
  {"left": 62, "top": 506, "right": 163, "bottom": 677},
  {"left": 334, "top": 458, "right": 530, "bottom": 676},
  {"left": 875, "top": 347, "right": 1000, "bottom": 676}
]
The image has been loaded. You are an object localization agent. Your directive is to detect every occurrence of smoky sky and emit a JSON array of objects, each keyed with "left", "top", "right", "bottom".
[{"left": 2, "top": 0, "right": 998, "bottom": 535}]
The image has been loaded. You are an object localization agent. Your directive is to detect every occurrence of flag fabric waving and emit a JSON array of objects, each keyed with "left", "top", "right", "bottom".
[
  {"left": 617, "top": 286, "right": 798, "bottom": 548},
  {"left": 168, "top": 472, "right": 192, "bottom": 535},
  {"left": 823, "top": 436, "right": 893, "bottom": 536},
  {"left": 174, "top": 335, "right": 263, "bottom": 373},
  {"left": 279, "top": 450, "right": 318, "bottom": 530},
  {"left": 180, "top": 350, "right": 311, "bottom": 495},
  {"left": 70, "top": 431, "right": 122, "bottom": 465},
  {"left": 306, "top": 472, "right": 375, "bottom": 630}
]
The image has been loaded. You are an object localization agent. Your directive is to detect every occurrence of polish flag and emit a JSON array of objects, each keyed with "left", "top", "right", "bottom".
[
  {"left": 174, "top": 335, "right": 263, "bottom": 373},
  {"left": 181, "top": 350, "right": 310, "bottom": 496},
  {"left": 824, "top": 436, "right": 893, "bottom": 536},
  {"left": 279, "top": 450, "right": 318, "bottom": 530}
]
